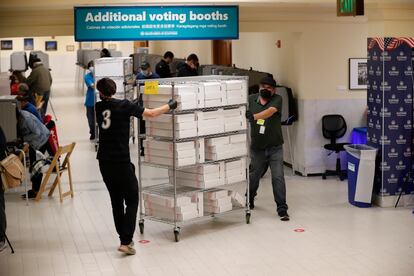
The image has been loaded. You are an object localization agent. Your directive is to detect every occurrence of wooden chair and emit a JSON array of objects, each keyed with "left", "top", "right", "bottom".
[{"left": 35, "top": 142, "right": 76, "bottom": 202}]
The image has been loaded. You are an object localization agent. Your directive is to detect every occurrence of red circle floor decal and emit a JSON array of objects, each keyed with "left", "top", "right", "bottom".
[
  {"left": 139, "top": 240, "right": 150, "bottom": 244},
  {"left": 294, "top": 229, "right": 305, "bottom": 232}
]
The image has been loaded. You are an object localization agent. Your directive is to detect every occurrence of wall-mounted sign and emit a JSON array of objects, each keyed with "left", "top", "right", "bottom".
[{"left": 74, "top": 5, "right": 239, "bottom": 41}]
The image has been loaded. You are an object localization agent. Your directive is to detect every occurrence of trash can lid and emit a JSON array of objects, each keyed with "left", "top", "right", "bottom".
[{"left": 344, "top": 144, "right": 378, "bottom": 160}]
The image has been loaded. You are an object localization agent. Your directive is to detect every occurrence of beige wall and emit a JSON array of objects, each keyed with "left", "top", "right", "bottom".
[
  {"left": 237, "top": 21, "right": 369, "bottom": 100},
  {"left": 232, "top": 32, "right": 302, "bottom": 95}
]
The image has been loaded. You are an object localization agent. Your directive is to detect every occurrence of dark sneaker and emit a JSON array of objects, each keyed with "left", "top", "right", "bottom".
[
  {"left": 89, "top": 134, "right": 95, "bottom": 140},
  {"left": 21, "top": 190, "right": 37, "bottom": 199},
  {"left": 279, "top": 211, "right": 290, "bottom": 221}
]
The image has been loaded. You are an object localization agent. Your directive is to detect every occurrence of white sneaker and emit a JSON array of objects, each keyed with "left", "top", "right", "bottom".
[
  {"left": 118, "top": 242, "right": 136, "bottom": 255},
  {"left": 0, "top": 241, "right": 7, "bottom": 252}
]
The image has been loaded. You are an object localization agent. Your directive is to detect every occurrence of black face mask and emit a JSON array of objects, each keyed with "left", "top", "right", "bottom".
[{"left": 259, "top": 89, "right": 273, "bottom": 100}]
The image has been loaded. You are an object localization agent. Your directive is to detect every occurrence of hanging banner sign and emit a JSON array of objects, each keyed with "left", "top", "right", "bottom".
[{"left": 74, "top": 5, "right": 239, "bottom": 41}]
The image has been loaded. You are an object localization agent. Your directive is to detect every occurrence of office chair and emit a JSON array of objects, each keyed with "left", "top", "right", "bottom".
[{"left": 321, "top": 114, "right": 350, "bottom": 181}]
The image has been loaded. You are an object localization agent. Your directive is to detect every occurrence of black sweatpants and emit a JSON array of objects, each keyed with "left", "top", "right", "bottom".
[{"left": 99, "top": 160, "right": 139, "bottom": 245}]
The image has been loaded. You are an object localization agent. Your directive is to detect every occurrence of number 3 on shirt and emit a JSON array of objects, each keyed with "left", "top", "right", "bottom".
[{"left": 101, "top": 110, "right": 111, "bottom": 129}]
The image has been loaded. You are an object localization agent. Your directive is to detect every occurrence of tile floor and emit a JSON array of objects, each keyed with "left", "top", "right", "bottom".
[{"left": 1, "top": 81, "right": 414, "bottom": 276}]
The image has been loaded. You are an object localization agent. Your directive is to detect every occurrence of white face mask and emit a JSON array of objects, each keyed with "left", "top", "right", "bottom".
[
  {"left": 143, "top": 70, "right": 152, "bottom": 77},
  {"left": 89, "top": 67, "right": 94, "bottom": 73}
]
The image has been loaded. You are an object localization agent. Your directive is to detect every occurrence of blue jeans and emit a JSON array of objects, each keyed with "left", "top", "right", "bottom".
[
  {"left": 249, "top": 145, "right": 288, "bottom": 213},
  {"left": 86, "top": 106, "right": 95, "bottom": 136}
]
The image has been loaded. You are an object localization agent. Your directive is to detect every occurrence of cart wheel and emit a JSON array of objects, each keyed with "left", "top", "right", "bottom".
[
  {"left": 132, "top": 137, "right": 136, "bottom": 144},
  {"left": 322, "top": 174, "right": 327, "bottom": 180},
  {"left": 246, "top": 212, "right": 251, "bottom": 224},
  {"left": 173, "top": 227, "right": 180, "bottom": 242},
  {"left": 139, "top": 220, "right": 144, "bottom": 234},
  {"left": 339, "top": 175, "right": 345, "bottom": 181}
]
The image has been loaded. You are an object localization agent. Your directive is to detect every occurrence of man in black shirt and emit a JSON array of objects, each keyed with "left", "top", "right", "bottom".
[
  {"left": 95, "top": 78, "right": 177, "bottom": 255},
  {"left": 246, "top": 76, "right": 289, "bottom": 221},
  {"left": 177, "top": 53, "right": 199, "bottom": 77},
  {"left": 155, "top": 51, "right": 174, "bottom": 78}
]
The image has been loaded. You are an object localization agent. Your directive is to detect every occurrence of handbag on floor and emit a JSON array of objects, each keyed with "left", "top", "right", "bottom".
[{"left": 0, "top": 154, "right": 26, "bottom": 190}]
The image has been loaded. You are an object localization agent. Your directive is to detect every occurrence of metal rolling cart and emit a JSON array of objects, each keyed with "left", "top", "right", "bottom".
[
  {"left": 93, "top": 57, "right": 136, "bottom": 151},
  {"left": 137, "top": 75, "right": 251, "bottom": 242}
]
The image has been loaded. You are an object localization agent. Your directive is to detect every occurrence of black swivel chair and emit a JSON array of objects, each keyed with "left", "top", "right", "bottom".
[{"left": 321, "top": 114, "right": 350, "bottom": 181}]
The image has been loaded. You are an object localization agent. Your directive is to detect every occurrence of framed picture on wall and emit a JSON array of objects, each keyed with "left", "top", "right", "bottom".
[
  {"left": 24, "top": 38, "right": 34, "bottom": 50},
  {"left": 1, "top": 40, "right": 13, "bottom": 50},
  {"left": 349, "top": 58, "right": 368, "bottom": 90},
  {"left": 66, "top": 45, "right": 75, "bottom": 52},
  {"left": 45, "top": 41, "right": 57, "bottom": 51}
]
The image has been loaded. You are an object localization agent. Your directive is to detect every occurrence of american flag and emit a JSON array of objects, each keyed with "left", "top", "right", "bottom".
[
  {"left": 368, "top": 37, "right": 414, "bottom": 50},
  {"left": 399, "top": 37, "right": 414, "bottom": 48},
  {"left": 368, "top": 37, "right": 384, "bottom": 50},
  {"left": 385, "top": 37, "right": 401, "bottom": 50}
]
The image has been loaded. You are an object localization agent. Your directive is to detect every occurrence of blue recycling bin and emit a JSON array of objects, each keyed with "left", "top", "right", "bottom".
[{"left": 344, "top": 144, "right": 378, "bottom": 208}]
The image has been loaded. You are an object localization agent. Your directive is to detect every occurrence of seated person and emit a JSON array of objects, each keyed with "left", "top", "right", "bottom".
[
  {"left": 16, "top": 84, "right": 42, "bottom": 122},
  {"left": 136, "top": 62, "right": 160, "bottom": 80},
  {"left": 16, "top": 109, "right": 51, "bottom": 199},
  {"left": 177, "top": 54, "right": 199, "bottom": 77},
  {"left": 9, "top": 71, "right": 26, "bottom": 95},
  {"left": 155, "top": 51, "right": 174, "bottom": 78}
]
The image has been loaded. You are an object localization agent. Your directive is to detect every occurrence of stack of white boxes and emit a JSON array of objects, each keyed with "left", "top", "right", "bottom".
[
  {"left": 205, "top": 134, "right": 247, "bottom": 161},
  {"left": 204, "top": 189, "right": 233, "bottom": 214},
  {"left": 142, "top": 78, "right": 249, "bottom": 221},
  {"left": 145, "top": 113, "right": 197, "bottom": 139},
  {"left": 201, "top": 82, "right": 227, "bottom": 107},
  {"left": 225, "top": 158, "right": 247, "bottom": 184},
  {"left": 196, "top": 109, "right": 225, "bottom": 136},
  {"left": 223, "top": 106, "right": 247, "bottom": 132},
  {"left": 144, "top": 138, "right": 197, "bottom": 167},
  {"left": 143, "top": 84, "right": 204, "bottom": 111},
  {"left": 171, "top": 163, "right": 225, "bottom": 189},
  {"left": 94, "top": 57, "right": 134, "bottom": 100},
  {"left": 143, "top": 193, "right": 200, "bottom": 221},
  {"left": 221, "top": 80, "right": 248, "bottom": 105}
]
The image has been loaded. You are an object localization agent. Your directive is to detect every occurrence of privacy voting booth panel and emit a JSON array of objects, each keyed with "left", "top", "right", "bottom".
[{"left": 367, "top": 37, "right": 414, "bottom": 206}]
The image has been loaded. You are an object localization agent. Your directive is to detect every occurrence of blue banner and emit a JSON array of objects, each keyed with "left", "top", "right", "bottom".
[
  {"left": 367, "top": 38, "right": 414, "bottom": 198},
  {"left": 74, "top": 5, "right": 239, "bottom": 41}
]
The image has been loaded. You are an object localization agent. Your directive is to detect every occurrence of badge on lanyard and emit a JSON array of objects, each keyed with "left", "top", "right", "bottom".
[
  {"left": 257, "top": 119, "right": 265, "bottom": 134},
  {"left": 259, "top": 126, "right": 265, "bottom": 134}
]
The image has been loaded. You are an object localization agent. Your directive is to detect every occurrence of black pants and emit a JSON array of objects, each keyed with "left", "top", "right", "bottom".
[
  {"left": 29, "top": 141, "right": 52, "bottom": 192},
  {"left": 99, "top": 160, "right": 139, "bottom": 245},
  {"left": 86, "top": 106, "right": 95, "bottom": 137},
  {"left": 39, "top": 90, "right": 50, "bottom": 118},
  {"left": 0, "top": 187, "right": 5, "bottom": 243}
]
